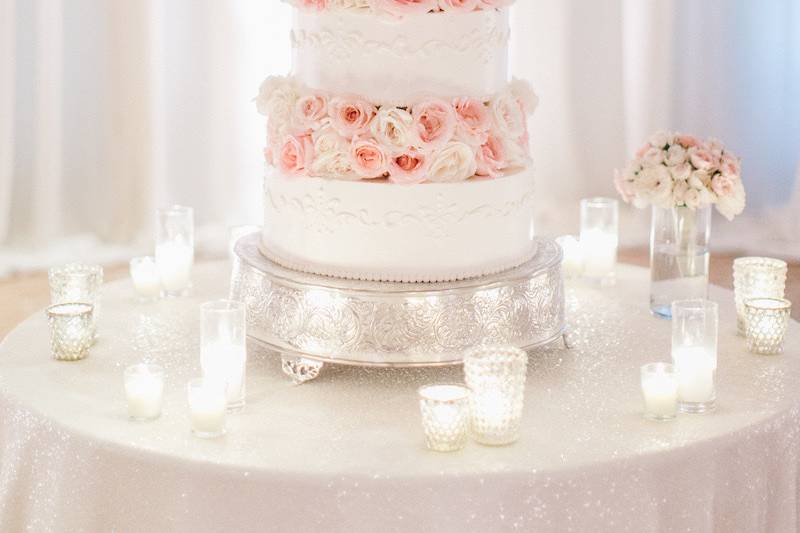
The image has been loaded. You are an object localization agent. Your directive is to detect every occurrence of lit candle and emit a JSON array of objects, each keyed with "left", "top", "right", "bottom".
[
  {"left": 418, "top": 384, "right": 470, "bottom": 452},
  {"left": 580, "top": 197, "right": 619, "bottom": 285},
  {"left": 187, "top": 378, "right": 227, "bottom": 438},
  {"left": 200, "top": 300, "right": 248, "bottom": 410},
  {"left": 671, "top": 299, "right": 718, "bottom": 413},
  {"left": 201, "top": 343, "right": 247, "bottom": 407},
  {"left": 640, "top": 363, "right": 678, "bottom": 420},
  {"left": 556, "top": 235, "right": 584, "bottom": 278},
  {"left": 129, "top": 257, "right": 160, "bottom": 301},
  {"left": 124, "top": 364, "right": 164, "bottom": 421},
  {"left": 733, "top": 257, "right": 787, "bottom": 335},
  {"left": 745, "top": 297, "right": 792, "bottom": 355},
  {"left": 155, "top": 241, "right": 193, "bottom": 294}
]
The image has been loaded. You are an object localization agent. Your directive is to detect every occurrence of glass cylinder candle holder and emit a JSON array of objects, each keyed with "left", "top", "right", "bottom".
[
  {"left": 48, "top": 263, "right": 103, "bottom": 339},
  {"left": 671, "top": 299, "right": 718, "bottom": 414},
  {"left": 46, "top": 303, "right": 94, "bottom": 361},
  {"left": 129, "top": 256, "right": 160, "bottom": 302},
  {"left": 463, "top": 345, "right": 527, "bottom": 446},
  {"left": 418, "top": 384, "right": 471, "bottom": 452},
  {"left": 733, "top": 257, "right": 787, "bottom": 336},
  {"left": 745, "top": 298, "right": 792, "bottom": 355},
  {"left": 556, "top": 235, "right": 584, "bottom": 279},
  {"left": 200, "top": 300, "right": 247, "bottom": 411},
  {"left": 155, "top": 205, "right": 194, "bottom": 297},
  {"left": 187, "top": 378, "right": 227, "bottom": 439},
  {"left": 640, "top": 363, "right": 678, "bottom": 421},
  {"left": 580, "top": 197, "right": 619, "bottom": 286},
  {"left": 124, "top": 364, "right": 165, "bottom": 421}
]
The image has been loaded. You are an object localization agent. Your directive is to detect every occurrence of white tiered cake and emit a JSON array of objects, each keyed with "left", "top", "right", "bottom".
[{"left": 257, "top": 0, "right": 537, "bottom": 283}]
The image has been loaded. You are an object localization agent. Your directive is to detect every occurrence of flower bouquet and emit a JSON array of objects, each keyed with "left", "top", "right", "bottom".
[{"left": 615, "top": 131, "right": 746, "bottom": 317}]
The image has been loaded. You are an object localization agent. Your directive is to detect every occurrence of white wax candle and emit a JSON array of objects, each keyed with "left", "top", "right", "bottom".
[
  {"left": 581, "top": 229, "right": 617, "bottom": 279},
  {"left": 672, "top": 347, "right": 715, "bottom": 403},
  {"left": 201, "top": 344, "right": 247, "bottom": 405},
  {"left": 473, "top": 389, "right": 509, "bottom": 429},
  {"left": 189, "top": 383, "right": 227, "bottom": 436},
  {"left": 125, "top": 371, "right": 164, "bottom": 420},
  {"left": 642, "top": 374, "right": 678, "bottom": 418},
  {"left": 556, "top": 235, "right": 584, "bottom": 278},
  {"left": 155, "top": 241, "right": 194, "bottom": 293},
  {"left": 130, "top": 258, "right": 161, "bottom": 299}
]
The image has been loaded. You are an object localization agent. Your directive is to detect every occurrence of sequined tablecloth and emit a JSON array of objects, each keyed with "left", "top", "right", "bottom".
[{"left": 0, "top": 263, "right": 798, "bottom": 533}]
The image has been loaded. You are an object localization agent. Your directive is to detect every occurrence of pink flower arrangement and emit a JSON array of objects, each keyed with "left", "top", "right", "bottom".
[
  {"left": 615, "top": 131, "right": 746, "bottom": 220},
  {"left": 282, "top": 0, "right": 515, "bottom": 15},
  {"left": 256, "top": 76, "right": 536, "bottom": 184}
]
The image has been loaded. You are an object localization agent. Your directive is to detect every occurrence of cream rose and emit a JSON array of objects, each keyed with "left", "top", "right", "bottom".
[
  {"left": 426, "top": 142, "right": 477, "bottom": 183},
  {"left": 509, "top": 78, "right": 539, "bottom": 115},
  {"left": 490, "top": 90, "right": 526, "bottom": 139},
  {"left": 715, "top": 180, "right": 746, "bottom": 221},
  {"left": 641, "top": 146, "right": 665, "bottom": 168},
  {"left": 665, "top": 144, "right": 687, "bottom": 166},
  {"left": 256, "top": 76, "right": 299, "bottom": 141},
  {"left": 370, "top": 106, "right": 417, "bottom": 154},
  {"left": 294, "top": 93, "right": 328, "bottom": 130},
  {"left": 310, "top": 149, "right": 361, "bottom": 181}
]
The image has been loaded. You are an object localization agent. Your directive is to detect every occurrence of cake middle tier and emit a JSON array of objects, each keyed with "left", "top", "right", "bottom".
[
  {"left": 261, "top": 168, "right": 536, "bottom": 283},
  {"left": 291, "top": 8, "right": 511, "bottom": 105}
]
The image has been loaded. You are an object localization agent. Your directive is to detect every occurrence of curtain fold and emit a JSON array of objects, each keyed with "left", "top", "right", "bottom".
[{"left": 0, "top": 0, "right": 14, "bottom": 243}]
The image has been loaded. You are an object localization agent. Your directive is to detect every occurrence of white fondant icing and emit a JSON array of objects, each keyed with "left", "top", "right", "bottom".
[
  {"left": 291, "top": 9, "right": 510, "bottom": 105},
  {"left": 261, "top": 169, "right": 536, "bottom": 282}
]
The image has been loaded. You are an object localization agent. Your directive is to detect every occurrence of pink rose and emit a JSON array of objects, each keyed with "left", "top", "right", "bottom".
[
  {"left": 711, "top": 174, "right": 735, "bottom": 197},
  {"left": 278, "top": 134, "right": 314, "bottom": 177},
  {"left": 388, "top": 150, "right": 430, "bottom": 184},
  {"left": 437, "top": 0, "right": 479, "bottom": 12},
  {"left": 475, "top": 135, "right": 506, "bottom": 178},
  {"left": 688, "top": 147, "right": 715, "bottom": 171},
  {"left": 676, "top": 135, "right": 700, "bottom": 149},
  {"left": 329, "top": 97, "right": 376, "bottom": 139},
  {"left": 413, "top": 98, "right": 456, "bottom": 151},
  {"left": 373, "top": 0, "right": 439, "bottom": 16},
  {"left": 299, "top": 0, "right": 326, "bottom": 9},
  {"left": 453, "top": 98, "right": 490, "bottom": 145},
  {"left": 294, "top": 93, "right": 327, "bottom": 130},
  {"left": 720, "top": 154, "right": 740, "bottom": 178},
  {"left": 351, "top": 137, "right": 388, "bottom": 178}
]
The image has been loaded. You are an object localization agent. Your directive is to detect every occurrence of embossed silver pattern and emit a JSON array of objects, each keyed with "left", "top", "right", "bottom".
[{"left": 230, "top": 233, "right": 565, "bottom": 367}]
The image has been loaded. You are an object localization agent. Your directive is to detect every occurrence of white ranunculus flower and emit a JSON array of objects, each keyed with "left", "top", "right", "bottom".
[
  {"left": 634, "top": 165, "right": 673, "bottom": 208},
  {"left": 509, "top": 78, "right": 539, "bottom": 115},
  {"left": 688, "top": 170, "right": 710, "bottom": 190},
  {"left": 665, "top": 144, "right": 687, "bottom": 166},
  {"left": 672, "top": 179, "right": 689, "bottom": 206},
  {"left": 310, "top": 150, "right": 361, "bottom": 181},
  {"left": 490, "top": 90, "right": 526, "bottom": 138},
  {"left": 256, "top": 76, "right": 299, "bottom": 139},
  {"left": 312, "top": 120, "right": 347, "bottom": 156},
  {"left": 670, "top": 162, "right": 692, "bottom": 181},
  {"left": 648, "top": 130, "right": 673, "bottom": 149},
  {"left": 641, "top": 146, "right": 665, "bottom": 168},
  {"left": 427, "top": 142, "right": 477, "bottom": 183},
  {"left": 370, "top": 107, "right": 417, "bottom": 154},
  {"left": 715, "top": 180, "right": 746, "bottom": 220},
  {"left": 683, "top": 187, "right": 701, "bottom": 209}
]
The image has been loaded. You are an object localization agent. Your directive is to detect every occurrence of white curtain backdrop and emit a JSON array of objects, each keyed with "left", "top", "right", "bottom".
[{"left": 0, "top": 0, "right": 798, "bottom": 276}]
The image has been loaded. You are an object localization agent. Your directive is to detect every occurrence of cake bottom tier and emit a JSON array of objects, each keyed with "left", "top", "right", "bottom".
[{"left": 261, "top": 170, "right": 537, "bottom": 283}]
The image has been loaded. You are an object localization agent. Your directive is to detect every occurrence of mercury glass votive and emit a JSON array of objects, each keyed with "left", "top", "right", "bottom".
[
  {"left": 46, "top": 303, "right": 94, "bottom": 361},
  {"left": 48, "top": 263, "right": 103, "bottom": 339},
  {"left": 640, "top": 363, "right": 678, "bottom": 421},
  {"left": 671, "top": 299, "right": 718, "bottom": 414},
  {"left": 129, "top": 256, "right": 160, "bottom": 302},
  {"left": 124, "top": 364, "right": 165, "bottom": 421},
  {"left": 556, "top": 235, "right": 584, "bottom": 279},
  {"left": 464, "top": 345, "right": 528, "bottom": 446},
  {"left": 733, "top": 257, "right": 787, "bottom": 336},
  {"left": 580, "top": 197, "right": 619, "bottom": 286},
  {"left": 744, "top": 298, "right": 792, "bottom": 355},
  {"left": 200, "top": 300, "right": 247, "bottom": 411},
  {"left": 155, "top": 205, "right": 194, "bottom": 297},
  {"left": 418, "top": 384, "right": 471, "bottom": 452},
  {"left": 188, "top": 378, "right": 227, "bottom": 439}
]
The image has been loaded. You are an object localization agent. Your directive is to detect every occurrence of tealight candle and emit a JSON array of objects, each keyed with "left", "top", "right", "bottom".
[
  {"left": 129, "top": 257, "right": 160, "bottom": 301},
  {"left": 671, "top": 299, "right": 718, "bottom": 413},
  {"left": 733, "top": 257, "right": 787, "bottom": 335},
  {"left": 556, "top": 235, "right": 584, "bottom": 278},
  {"left": 418, "top": 384, "right": 470, "bottom": 452},
  {"left": 744, "top": 298, "right": 792, "bottom": 355},
  {"left": 124, "top": 364, "right": 165, "bottom": 421},
  {"left": 187, "top": 378, "right": 227, "bottom": 438},
  {"left": 155, "top": 205, "right": 194, "bottom": 297},
  {"left": 580, "top": 198, "right": 618, "bottom": 285},
  {"left": 640, "top": 363, "right": 678, "bottom": 420},
  {"left": 200, "top": 300, "right": 247, "bottom": 411}
]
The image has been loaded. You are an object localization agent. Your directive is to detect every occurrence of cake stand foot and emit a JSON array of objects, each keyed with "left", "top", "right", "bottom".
[
  {"left": 562, "top": 332, "right": 574, "bottom": 350},
  {"left": 281, "top": 355, "right": 324, "bottom": 384}
]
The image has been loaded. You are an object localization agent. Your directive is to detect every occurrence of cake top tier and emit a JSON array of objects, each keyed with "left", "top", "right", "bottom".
[{"left": 284, "top": 0, "right": 515, "bottom": 17}]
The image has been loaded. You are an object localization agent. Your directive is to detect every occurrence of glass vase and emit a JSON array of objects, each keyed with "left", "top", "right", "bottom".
[{"left": 650, "top": 205, "right": 711, "bottom": 318}]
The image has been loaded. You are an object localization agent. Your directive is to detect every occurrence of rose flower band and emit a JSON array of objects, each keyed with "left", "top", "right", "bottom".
[
  {"left": 284, "top": 0, "right": 517, "bottom": 16},
  {"left": 256, "top": 76, "right": 537, "bottom": 184}
]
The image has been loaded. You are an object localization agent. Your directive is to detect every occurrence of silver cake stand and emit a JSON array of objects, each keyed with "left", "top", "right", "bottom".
[{"left": 230, "top": 233, "right": 565, "bottom": 383}]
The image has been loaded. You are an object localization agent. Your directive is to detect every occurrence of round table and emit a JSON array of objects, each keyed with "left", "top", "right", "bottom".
[{"left": 0, "top": 263, "right": 798, "bottom": 533}]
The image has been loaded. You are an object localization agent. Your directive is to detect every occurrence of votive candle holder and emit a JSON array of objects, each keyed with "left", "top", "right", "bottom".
[
  {"left": 46, "top": 303, "right": 94, "bottom": 361},
  {"left": 200, "top": 300, "right": 247, "bottom": 411},
  {"left": 464, "top": 345, "right": 527, "bottom": 446},
  {"left": 155, "top": 205, "right": 194, "bottom": 297},
  {"left": 188, "top": 378, "right": 227, "bottom": 439},
  {"left": 744, "top": 298, "right": 791, "bottom": 355},
  {"left": 124, "top": 363, "right": 165, "bottom": 421},
  {"left": 733, "top": 257, "right": 787, "bottom": 336},
  {"left": 580, "top": 197, "right": 619, "bottom": 286},
  {"left": 418, "top": 384, "right": 471, "bottom": 452},
  {"left": 671, "top": 299, "right": 718, "bottom": 414},
  {"left": 640, "top": 363, "right": 678, "bottom": 421},
  {"left": 48, "top": 263, "right": 103, "bottom": 339},
  {"left": 129, "top": 256, "right": 160, "bottom": 302}
]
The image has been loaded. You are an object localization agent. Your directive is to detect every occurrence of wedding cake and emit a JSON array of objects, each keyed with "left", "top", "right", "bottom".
[{"left": 256, "top": 0, "right": 537, "bottom": 283}]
